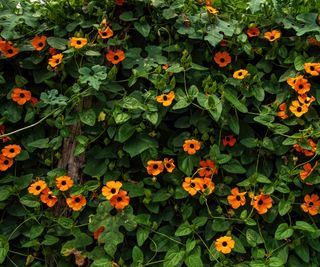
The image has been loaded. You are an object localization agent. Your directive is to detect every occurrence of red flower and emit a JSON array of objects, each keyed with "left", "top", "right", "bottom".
[{"left": 222, "top": 135, "right": 236, "bottom": 147}]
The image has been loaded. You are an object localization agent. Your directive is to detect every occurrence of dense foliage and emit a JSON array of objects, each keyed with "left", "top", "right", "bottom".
[{"left": 1, "top": 0, "right": 320, "bottom": 266}]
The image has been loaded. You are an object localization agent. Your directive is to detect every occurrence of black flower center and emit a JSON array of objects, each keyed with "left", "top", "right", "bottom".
[
  {"left": 236, "top": 195, "right": 241, "bottom": 201},
  {"left": 298, "top": 84, "right": 304, "bottom": 89},
  {"left": 75, "top": 197, "right": 81, "bottom": 203},
  {"left": 36, "top": 186, "right": 41, "bottom": 190},
  {"left": 225, "top": 136, "right": 230, "bottom": 141},
  {"left": 9, "top": 148, "right": 15, "bottom": 153},
  {"left": 258, "top": 199, "right": 263, "bottom": 205},
  {"left": 48, "top": 195, "right": 53, "bottom": 199},
  {"left": 76, "top": 40, "right": 82, "bottom": 45},
  {"left": 220, "top": 58, "right": 225, "bottom": 63},
  {"left": 297, "top": 107, "right": 302, "bottom": 112},
  {"left": 190, "top": 182, "right": 195, "bottom": 188},
  {"left": 189, "top": 144, "right": 195, "bottom": 148},
  {"left": 222, "top": 241, "right": 228, "bottom": 247},
  {"left": 310, "top": 66, "right": 315, "bottom": 71},
  {"left": 270, "top": 36, "right": 275, "bottom": 40},
  {"left": 4, "top": 160, "right": 9, "bottom": 165},
  {"left": 166, "top": 163, "right": 171, "bottom": 168},
  {"left": 117, "top": 197, "right": 123, "bottom": 202},
  {"left": 153, "top": 164, "right": 158, "bottom": 169},
  {"left": 55, "top": 59, "right": 60, "bottom": 63},
  {"left": 38, "top": 42, "right": 44, "bottom": 47},
  {"left": 20, "top": 93, "right": 25, "bottom": 98},
  {"left": 114, "top": 55, "right": 119, "bottom": 60},
  {"left": 102, "top": 32, "right": 107, "bottom": 36},
  {"left": 61, "top": 181, "right": 67, "bottom": 185},
  {"left": 203, "top": 184, "right": 207, "bottom": 189},
  {"left": 206, "top": 167, "right": 211, "bottom": 171},
  {"left": 309, "top": 201, "right": 314, "bottom": 206},
  {"left": 111, "top": 188, "right": 116, "bottom": 194},
  {"left": 7, "top": 49, "right": 13, "bottom": 54},
  {"left": 163, "top": 95, "right": 168, "bottom": 101},
  {"left": 238, "top": 72, "right": 243, "bottom": 76}
]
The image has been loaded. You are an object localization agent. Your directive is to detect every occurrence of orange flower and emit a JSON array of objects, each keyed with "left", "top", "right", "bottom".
[
  {"left": 247, "top": 27, "right": 260, "bottom": 37},
  {"left": 0, "top": 155, "right": 13, "bottom": 171},
  {"left": 28, "top": 180, "right": 47, "bottom": 196},
  {"left": 48, "top": 53, "right": 63, "bottom": 68},
  {"left": 30, "top": 97, "right": 39, "bottom": 105},
  {"left": 56, "top": 176, "right": 74, "bottom": 191},
  {"left": 213, "top": 51, "right": 231, "bottom": 68},
  {"left": 93, "top": 226, "right": 105, "bottom": 240},
  {"left": 227, "top": 187, "right": 246, "bottom": 209},
  {"left": 0, "top": 42, "right": 19, "bottom": 58},
  {"left": 299, "top": 163, "right": 316, "bottom": 181},
  {"left": 298, "top": 94, "right": 315, "bottom": 107},
  {"left": 287, "top": 76, "right": 299, "bottom": 88},
  {"left": 307, "top": 37, "right": 320, "bottom": 46},
  {"left": 116, "top": 0, "right": 125, "bottom": 5},
  {"left": 98, "top": 27, "right": 114, "bottom": 39},
  {"left": 11, "top": 88, "right": 32, "bottom": 105},
  {"left": 289, "top": 100, "right": 308, "bottom": 117},
  {"left": 66, "top": 195, "right": 87, "bottom": 211},
  {"left": 293, "top": 139, "right": 317, "bottom": 157},
  {"left": 264, "top": 30, "right": 281, "bottom": 42},
  {"left": 304, "top": 63, "right": 320, "bottom": 76},
  {"left": 219, "top": 40, "right": 228, "bottom": 47},
  {"left": 49, "top": 47, "right": 57, "bottom": 55},
  {"left": 110, "top": 190, "right": 130, "bottom": 210},
  {"left": 164, "top": 158, "right": 175, "bottom": 172},
  {"left": 277, "top": 103, "right": 288, "bottom": 119},
  {"left": 101, "top": 181, "right": 122, "bottom": 200},
  {"left": 31, "top": 35, "right": 47, "bottom": 51},
  {"left": 40, "top": 188, "right": 58, "bottom": 207},
  {"left": 0, "top": 125, "right": 11, "bottom": 143},
  {"left": 106, "top": 50, "right": 125, "bottom": 64},
  {"left": 146, "top": 160, "right": 164, "bottom": 176},
  {"left": 183, "top": 139, "right": 201, "bottom": 155},
  {"left": 156, "top": 91, "right": 175, "bottom": 106},
  {"left": 222, "top": 135, "right": 236, "bottom": 147},
  {"left": 198, "top": 177, "right": 215, "bottom": 194},
  {"left": 206, "top": 6, "right": 218, "bottom": 15},
  {"left": 301, "top": 194, "right": 320, "bottom": 216},
  {"left": 293, "top": 76, "right": 311, "bottom": 94},
  {"left": 233, "top": 69, "right": 248, "bottom": 80},
  {"left": 70, "top": 37, "right": 87, "bottom": 49},
  {"left": 1, "top": 144, "right": 21, "bottom": 158},
  {"left": 198, "top": 159, "right": 218, "bottom": 177},
  {"left": 215, "top": 236, "right": 235, "bottom": 254},
  {"left": 182, "top": 177, "right": 202, "bottom": 196},
  {"left": 252, "top": 193, "right": 273, "bottom": 214}
]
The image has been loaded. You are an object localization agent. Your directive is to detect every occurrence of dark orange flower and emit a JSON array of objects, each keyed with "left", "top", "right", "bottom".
[
  {"left": 110, "top": 190, "right": 130, "bottom": 210},
  {"left": 0, "top": 125, "right": 11, "bottom": 143},
  {"left": 11, "top": 88, "right": 32, "bottom": 105},
  {"left": 106, "top": 50, "right": 125, "bottom": 64},
  {"left": 219, "top": 40, "right": 228, "bottom": 47},
  {"left": 307, "top": 37, "right": 320, "bottom": 46},
  {"left": 215, "top": 236, "right": 235, "bottom": 254},
  {"left": 247, "top": 27, "right": 260, "bottom": 38},
  {"left": 56, "top": 176, "right": 74, "bottom": 191},
  {"left": 98, "top": 26, "right": 113, "bottom": 39},
  {"left": 293, "top": 139, "right": 317, "bottom": 157},
  {"left": 28, "top": 180, "right": 47, "bottom": 196},
  {"left": 213, "top": 51, "right": 231, "bottom": 68},
  {"left": 70, "top": 37, "right": 87, "bottom": 49},
  {"left": 277, "top": 103, "right": 288, "bottom": 119},
  {"left": 146, "top": 160, "right": 164, "bottom": 176},
  {"left": 30, "top": 97, "right": 39, "bottom": 105},
  {"left": 252, "top": 193, "right": 273, "bottom": 214},
  {"left": 222, "top": 135, "right": 236, "bottom": 147},
  {"left": 301, "top": 194, "right": 320, "bottom": 216},
  {"left": 304, "top": 63, "right": 320, "bottom": 76},
  {"left": 299, "top": 163, "right": 317, "bottom": 181},
  {"left": 93, "top": 226, "right": 105, "bottom": 240},
  {"left": 197, "top": 177, "right": 215, "bottom": 194},
  {"left": 1, "top": 144, "right": 21, "bottom": 158},
  {"left": 182, "top": 177, "right": 202, "bottom": 196},
  {"left": 0, "top": 155, "right": 13, "bottom": 171},
  {"left": 102, "top": 181, "right": 122, "bottom": 200},
  {"left": 264, "top": 30, "right": 281, "bottom": 42},
  {"left": 293, "top": 76, "right": 311, "bottom": 94},
  {"left": 289, "top": 100, "right": 308, "bottom": 117},
  {"left": 198, "top": 159, "right": 218, "bottom": 177},
  {"left": 116, "top": 0, "right": 125, "bottom": 5},
  {"left": 66, "top": 194, "right": 86, "bottom": 211},
  {"left": 48, "top": 53, "right": 63, "bottom": 68},
  {"left": 183, "top": 139, "right": 201, "bottom": 155},
  {"left": 233, "top": 69, "right": 248, "bottom": 80},
  {"left": 49, "top": 47, "right": 57, "bottom": 55},
  {"left": 31, "top": 35, "right": 47, "bottom": 51},
  {"left": 227, "top": 187, "right": 246, "bottom": 209},
  {"left": 298, "top": 94, "right": 315, "bottom": 107},
  {"left": 164, "top": 158, "right": 175, "bottom": 172},
  {"left": 0, "top": 42, "right": 19, "bottom": 58},
  {"left": 156, "top": 91, "right": 175, "bottom": 106},
  {"left": 40, "top": 188, "right": 58, "bottom": 207},
  {"left": 287, "top": 76, "right": 299, "bottom": 88}
]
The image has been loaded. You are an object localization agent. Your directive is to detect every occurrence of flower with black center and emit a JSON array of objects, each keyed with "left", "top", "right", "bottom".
[
  {"left": 304, "top": 63, "right": 320, "bottom": 76},
  {"left": 1, "top": 144, "right": 21, "bottom": 158},
  {"left": 251, "top": 193, "right": 273, "bottom": 214},
  {"left": 233, "top": 69, "right": 248, "bottom": 80},
  {"left": 215, "top": 236, "right": 235, "bottom": 254},
  {"left": 163, "top": 158, "right": 175, "bottom": 172},
  {"left": 206, "top": 6, "right": 218, "bottom": 15},
  {"left": 222, "top": 135, "right": 236, "bottom": 147},
  {"left": 11, "top": 88, "right": 32, "bottom": 105},
  {"left": 247, "top": 27, "right": 260, "bottom": 37},
  {"left": 293, "top": 76, "right": 311, "bottom": 95},
  {"left": 106, "top": 49, "right": 125, "bottom": 65},
  {"left": 301, "top": 194, "right": 320, "bottom": 216},
  {"left": 110, "top": 190, "right": 130, "bottom": 210},
  {"left": 28, "top": 180, "right": 47, "bottom": 196},
  {"left": 146, "top": 160, "right": 164, "bottom": 176},
  {"left": 40, "top": 188, "right": 58, "bottom": 207},
  {"left": 182, "top": 177, "right": 202, "bottom": 196},
  {"left": 198, "top": 177, "right": 215, "bottom": 194},
  {"left": 298, "top": 94, "right": 315, "bottom": 107},
  {"left": 56, "top": 176, "right": 74, "bottom": 191},
  {"left": 213, "top": 51, "right": 231, "bottom": 68},
  {"left": 287, "top": 76, "right": 299, "bottom": 88},
  {"left": 98, "top": 26, "right": 113, "bottom": 39},
  {"left": 70, "top": 37, "right": 87, "bottom": 49},
  {"left": 0, "top": 41, "right": 19, "bottom": 58},
  {"left": 264, "top": 30, "right": 281, "bottom": 42},
  {"left": 289, "top": 100, "right": 308, "bottom": 117},
  {"left": 277, "top": 103, "right": 288, "bottom": 119},
  {"left": 183, "top": 139, "right": 201, "bottom": 155},
  {"left": 198, "top": 159, "right": 218, "bottom": 177},
  {"left": 156, "top": 91, "right": 175, "bottom": 106},
  {"left": 66, "top": 194, "right": 86, "bottom": 211},
  {"left": 0, "top": 155, "right": 13, "bottom": 171},
  {"left": 31, "top": 35, "right": 47, "bottom": 51},
  {"left": 227, "top": 187, "right": 246, "bottom": 209},
  {"left": 102, "top": 181, "right": 122, "bottom": 200},
  {"left": 48, "top": 53, "right": 63, "bottom": 68}
]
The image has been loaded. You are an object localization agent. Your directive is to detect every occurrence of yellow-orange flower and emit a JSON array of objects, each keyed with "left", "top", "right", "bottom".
[
  {"left": 183, "top": 139, "right": 201, "bottom": 155},
  {"left": 56, "top": 176, "right": 74, "bottom": 191},
  {"left": 110, "top": 190, "right": 130, "bottom": 210},
  {"left": 215, "top": 236, "right": 235, "bottom": 254},
  {"left": 28, "top": 180, "right": 47, "bottom": 196},
  {"left": 289, "top": 100, "right": 308, "bottom": 117},
  {"left": 66, "top": 195, "right": 86, "bottom": 211},
  {"left": 298, "top": 94, "right": 315, "bottom": 107},
  {"left": 98, "top": 27, "right": 114, "bottom": 39},
  {"left": 182, "top": 177, "right": 202, "bottom": 196},
  {"left": 146, "top": 160, "right": 164, "bottom": 176},
  {"left": 48, "top": 53, "right": 63, "bottom": 68},
  {"left": 227, "top": 187, "right": 246, "bottom": 209},
  {"left": 301, "top": 194, "right": 320, "bottom": 216},
  {"left": 233, "top": 69, "right": 248, "bottom": 80},
  {"left": 206, "top": 6, "right": 218, "bottom": 15},
  {"left": 293, "top": 76, "right": 311, "bottom": 94},
  {"left": 304, "top": 63, "right": 320, "bottom": 76},
  {"left": 252, "top": 193, "right": 272, "bottom": 214},
  {"left": 264, "top": 30, "right": 281, "bottom": 42},
  {"left": 156, "top": 91, "right": 175, "bottom": 106},
  {"left": 277, "top": 103, "right": 288, "bottom": 119},
  {"left": 70, "top": 37, "right": 87, "bottom": 49},
  {"left": 101, "top": 181, "right": 122, "bottom": 200},
  {"left": 197, "top": 177, "right": 215, "bottom": 194},
  {"left": 164, "top": 158, "right": 175, "bottom": 172}
]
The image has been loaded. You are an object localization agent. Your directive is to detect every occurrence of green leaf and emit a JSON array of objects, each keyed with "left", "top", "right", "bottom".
[
  {"left": 184, "top": 246, "right": 203, "bottom": 267},
  {"left": 132, "top": 246, "right": 144, "bottom": 263},
  {"left": 275, "top": 223, "right": 294, "bottom": 240},
  {"left": 20, "top": 195, "right": 40, "bottom": 208},
  {"left": 278, "top": 199, "right": 291, "bottom": 216},
  {"left": 136, "top": 227, "right": 149, "bottom": 246},
  {"left": 42, "top": 235, "right": 59, "bottom": 246},
  {"left": 248, "top": 0, "right": 267, "bottom": 13},
  {"left": 115, "top": 122, "right": 136, "bottom": 143},
  {"left": 0, "top": 235, "right": 9, "bottom": 264},
  {"left": 223, "top": 89, "right": 248, "bottom": 113},
  {"left": 123, "top": 134, "right": 158, "bottom": 157},
  {"left": 79, "top": 109, "right": 96, "bottom": 126},
  {"left": 85, "top": 50, "right": 101, "bottom": 56},
  {"left": 294, "top": 55, "right": 305, "bottom": 71},
  {"left": 46, "top": 37, "right": 68, "bottom": 50},
  {"left": 175, "top": 222, "right": 192, "bottom": 236},
  {"left": 293, "top": 221, "right": 316, "bottom": 233},
  {"left": 28, "top": 138, "right": 50, "bottom": 149},
  {"left": 24, "top": 224, "right": 44, "bottom": 239},
  {"left": 246, "top": 229, "right": 263, "bottom": 247},
  {"left": 0, "top": 186, "right": 11, "bottom": 201},
  {"left": 134, "top": 20, "right": 151, "bottom": 37},
  {"left": 119, "top": 11, "right": 138, "bottom": 21},
  {"left": 164, "top": 245, "right": 185, "bottom": 267},
  {"left": 222, "top": 159, "right": 246, "bottom": 174}
]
